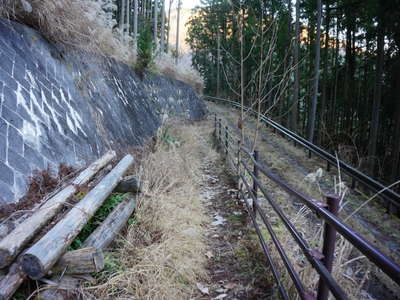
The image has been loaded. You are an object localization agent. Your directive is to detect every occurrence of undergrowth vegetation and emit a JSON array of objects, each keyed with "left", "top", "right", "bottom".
[{"left": 70, "top": 193, "right": 128, "bottom": 250}]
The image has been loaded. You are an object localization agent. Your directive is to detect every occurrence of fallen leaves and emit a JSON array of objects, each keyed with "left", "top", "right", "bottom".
[
  {"left": 211, "top": 215, "right": 226, "bottom": 226},
  {"left": 196, "top": 282, "right": 209, "bottom": 295}
]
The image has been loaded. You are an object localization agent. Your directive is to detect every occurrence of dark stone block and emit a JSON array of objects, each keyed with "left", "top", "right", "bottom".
[
  {"left": 0, "top": 180, "right": 14, "bottom": 204},
  {"left": 2, "top": 84, "right": 17, "bottom": 111},
  {"left": 0, "top": 161, "right": 14, "bottom": 185},
  {"left": 0, "top": 38, "right": 16, "bottom": 59},
  {"left": 8, "top": 125, "right": 23, "bottom": 154},
  {"left": 14, "top": 170, "right": 28, "bottom": 199},
  {"left": 0, "top": 117, "right": 7, "bottom": 136},
  {"left": 46, "top": 59, "right": 56, "bottom": 78},
  {"left": 31, "top": 88, "right": 42, "bottom": 107},
  {"left": 39, "top": 142, "right": 59, "bottom": 163},
  {"left": 24, "top": 143, "right": 44, "bottom": 169},
  {"left": 1, "top": 105, "right": 22, "bottom": 129},
  {"left": 13, "top": 65, "right": 30, "bottom": 92},
  {"left": 40, "top": 85, "right": 51, "bottom": 105},
  {"left": 16, "top": 104, "right": 34, "bottom": 124},
  {"left": 32, "top": 103, "right": 47, "bottom": 124},
  {"left": 1, "top": 71, "right": 18, "bottom": 91},
  {"left": 8, "top": 148, "right": 31, "bottom": 175},
  {"left": 0, "top": 53, "right": 13, "bottom": 75},
  {"left": 18, "top": 86, "right": 30, "bottom": 107},
  {"left": 0, "top": 133, "right": 6, "bottom": 162}
]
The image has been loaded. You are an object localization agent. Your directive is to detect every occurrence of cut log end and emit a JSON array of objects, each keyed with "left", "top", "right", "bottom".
[
  {"left": 0, "top": 249, "right": 12, "bottom": 269},
  {"left": 114, "top": 176, "right": 141, "bottom": 193},
  {"left": 21, "top": 254, "right": 44, "bottom": 280}
]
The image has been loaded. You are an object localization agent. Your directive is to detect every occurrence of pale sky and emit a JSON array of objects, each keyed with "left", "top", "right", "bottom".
[
  {"left": 167, "top": 0, "right": 203, "bottom": 10},
  {"left": 182, "top": 0, "right": 202, "bottom": 9}
]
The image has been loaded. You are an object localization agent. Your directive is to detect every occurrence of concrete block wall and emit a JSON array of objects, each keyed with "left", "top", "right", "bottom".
[{"left": 0, "top": 18, "right": 206, "bottom": 205}]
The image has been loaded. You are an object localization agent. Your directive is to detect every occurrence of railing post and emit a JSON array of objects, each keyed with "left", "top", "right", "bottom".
[
  {"left": 252, "top": 150, "right": 259, "bottom": 218},
  {"left": 218, "top": 119, "right": 222, "bottom": 144},
  {"left": 225, "top": 126, "right": 229, "bottom": 155},
  {"left": 237, "top": 140, "right": 241, "bottom": 175},
  {"left": 308, "top": 150, "right": 312, "bottom": 159},
  {"left": 317, "top": 194, "right": 340, "bottom": 300},
  {"left": 214, "top": 113, "right": 217, "bottom": 136},
  {"left": 326, "top": 161, "right": 331, "bottom": 172},
  {"left": 351, "top": 178, "right": 356, "bottom": 189},
  {"left": 237, "top": 140, "right": 241, "bottom": 199}
]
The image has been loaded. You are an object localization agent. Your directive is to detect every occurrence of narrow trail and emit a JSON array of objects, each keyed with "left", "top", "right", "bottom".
[
  {"left": 198, "top": 154, "right": 271, "bottom": 299},
  {"left": 189, "top": 115, "right": 272, "bottom": 299}
]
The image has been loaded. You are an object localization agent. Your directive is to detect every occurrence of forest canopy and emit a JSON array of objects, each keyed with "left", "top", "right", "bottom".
[{"left": 187, "top": 0, "right": 400, "bottom": 186}]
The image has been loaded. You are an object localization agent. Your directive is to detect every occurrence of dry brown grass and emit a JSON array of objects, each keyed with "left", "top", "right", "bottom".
[
  {"left": 153, "top": 53, "right": 204, "bottom": 94},
  {"left": 0, "top": 0, "right": 136, "bottom": 63},
  {"left": 88, "top": 120, "right": 214, "bottom": 299}
]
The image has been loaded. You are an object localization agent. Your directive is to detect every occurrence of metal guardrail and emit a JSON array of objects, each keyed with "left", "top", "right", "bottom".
[
  {"left": 213, "top": 115, "right": 400, "bottom": 300},
  {"left": 205, "top": 96, "right": 400, "bottom": 215}
]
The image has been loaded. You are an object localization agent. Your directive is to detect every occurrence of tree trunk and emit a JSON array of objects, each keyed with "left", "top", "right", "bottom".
[
  {"left": 166, "top": 0, "right": 173, "bottom": 52},
  {"left": 319, "top": 3, "right": 330, "bottom": 145},
  {"left": 175, "top": 0, "right": 181, "bottom": 64},
  {"left": 21, "top": 155, "right": 134, "bottom": 280},
  {"left": 308, "top": 0, "right": 322, "bottom": 142},
  {"left": 291, "top": 0, "right": 300, "bottom": 132},
  {"left": 390, "top": 62, "right": 400, "bottom": 184},
  {"left": 126, "top": 0, "right": 131, "bottom": 35},
  {"left": 217, "top": 29, "right": 221, "bottom": 97},
  {"left": 51, "top": 248, "right": 104, "bottom": 275},
  {"left": 0, "top": 151, "right": 116, "bottom": 269},
  {"left": 160, "top": 0, "right": 166, "bottom": 52},
  {"left": 83, "top": 195, "right": 136, "bottom": 250},
  {"left": 154, "top": 0, "right": 158, "bottom": 43},
  {"left": 120, "top": 0, "right": 126, "bottom": 31},
  {"left": 133, "top": 0, "right": 138, "bottom": 45},
  {"left": 368, "top": 16, "right": 385, "bottom": 174}
]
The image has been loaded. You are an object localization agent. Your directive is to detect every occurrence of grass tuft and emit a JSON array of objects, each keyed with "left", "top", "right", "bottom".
[{"left": 88, "top": 120, "right": 213, "bottom": 299}]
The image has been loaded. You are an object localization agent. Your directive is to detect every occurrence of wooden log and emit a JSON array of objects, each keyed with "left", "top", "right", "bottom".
[
  {"left": 114, "top": 176, "right": 141, "bottom": 193},
  {"left": 0, "top": 249, "right": 103, "bottom": 300},
  {"left": 0, "top": 263, "right": 25, "bottom": 300},
  {"left": 37, "top": 275, "right": 87, "bottom": 300},
  {"left": 0, "top": 151, "right": 116, "bottom": 269},
  {"left": 83, "top": 194, "right": 136, "bottom": 250},
  {"left": 21, "top": 154, "right": 134, "bottom": 280},
  {"left": 51, "top": 247, "right": 104, "bottom": 275}
]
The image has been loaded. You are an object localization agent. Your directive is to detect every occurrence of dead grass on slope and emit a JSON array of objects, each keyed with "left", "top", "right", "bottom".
[
  {"left": 89, "top": 120, "right": 212, "bottom": 299},
  {"left": 0, "top": 0, "right": 135, "bottom": 63}
]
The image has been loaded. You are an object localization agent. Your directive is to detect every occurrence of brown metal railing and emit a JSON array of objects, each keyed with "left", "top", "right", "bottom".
[{"left": 213, "top": 115, "right": 400, "bottom": 300}]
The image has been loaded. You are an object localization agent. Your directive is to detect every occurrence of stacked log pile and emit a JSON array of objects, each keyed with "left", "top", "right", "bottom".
[{"left": 0, "top": 152, "right": 141, "bottom": 300}]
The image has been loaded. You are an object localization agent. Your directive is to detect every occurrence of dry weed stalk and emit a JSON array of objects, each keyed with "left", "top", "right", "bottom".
[{"left": 89, "top": 120, "right": 214, "bottom": 299}]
